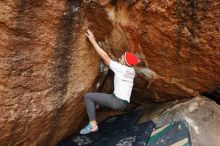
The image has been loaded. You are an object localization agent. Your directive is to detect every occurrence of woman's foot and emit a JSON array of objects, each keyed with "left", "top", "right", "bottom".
[{"left": 80, "top": 123, "right": 98, "bottom": 134}]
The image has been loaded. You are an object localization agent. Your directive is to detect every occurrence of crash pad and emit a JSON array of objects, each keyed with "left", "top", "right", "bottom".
[
  {"left": 90, "top": 121, "right": 155, "bottom": 146},
  {"left": 147, "top": 120, "right": 191, "bottom": 146},
  {"left": 59, "top": 109, "right": 143, "bottom": 146}
]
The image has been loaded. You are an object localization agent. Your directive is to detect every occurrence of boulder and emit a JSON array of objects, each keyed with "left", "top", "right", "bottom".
[
  {"left": 139, "top": 96, "right": 220, "bottom": 146},
  {"left": 83, "top": 0, "right": 220, "bottom": 101},
  {"left": 0, "top": 0, "right": 220, "bottom": 145},
  {"left": 0, "top": 0, "right": 100, "bottom": 145}
]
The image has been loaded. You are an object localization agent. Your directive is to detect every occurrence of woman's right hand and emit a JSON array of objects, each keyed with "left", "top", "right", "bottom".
[{"left": 86, "top": 29, "right": 96, "bottom": 43}]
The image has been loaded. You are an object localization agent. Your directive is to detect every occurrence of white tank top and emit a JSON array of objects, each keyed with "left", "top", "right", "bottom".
[{"left": 109, "top": 60, "right": 135, "bottom": 103}]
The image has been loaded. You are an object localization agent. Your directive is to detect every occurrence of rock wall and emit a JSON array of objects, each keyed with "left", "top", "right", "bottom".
[
  {"left": 83, "top": 0, "right": 220, "bottom": 101},
  {"left": 0, "top": 0, "right": 100, "bottom": 145},
  {"left": 0, "top": 0, "right": 220, "bottom": 145}
]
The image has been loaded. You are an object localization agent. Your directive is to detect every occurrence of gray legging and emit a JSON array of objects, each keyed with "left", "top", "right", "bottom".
[{"left": 84, "top": 92, "right": 128, "bottom": 121}]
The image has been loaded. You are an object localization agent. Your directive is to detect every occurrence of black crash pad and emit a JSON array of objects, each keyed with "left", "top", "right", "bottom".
[
  {"left": 59, "top": 109, "right": 143, "bottom": 146},
  {"left": 90, "top": 121, "right": 156, "bottom": 146}
]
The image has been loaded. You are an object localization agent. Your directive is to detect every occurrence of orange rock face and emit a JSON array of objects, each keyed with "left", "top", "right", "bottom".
[
  {"left": 0, "top": 0, "right": 100, "bottom": 145},
  {"left": 0, "top": 0, "right": 220, "bottom": 145},
  {"left": 84, "top": 0, "right": 220, "bottom": 101}
]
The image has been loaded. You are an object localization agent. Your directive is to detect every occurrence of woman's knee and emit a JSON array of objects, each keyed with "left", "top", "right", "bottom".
[
  {"left": 112, "top": 103, "right": 127, "bottom": 111},
  {"left": 84, "top": 93, "right": 92, "bottom": 101}
]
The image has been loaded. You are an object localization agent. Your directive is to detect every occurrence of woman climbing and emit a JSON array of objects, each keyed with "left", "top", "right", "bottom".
[{"left": 80, "top": 29, "right": 140, "bottom": 134}]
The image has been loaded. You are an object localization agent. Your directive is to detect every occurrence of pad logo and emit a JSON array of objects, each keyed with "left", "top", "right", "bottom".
[
  {"left": 116, "top": 136, "right": 136, "bottom": 146},
  {"left": 72, "top": 136, "right": 92, "bottom": 145}
]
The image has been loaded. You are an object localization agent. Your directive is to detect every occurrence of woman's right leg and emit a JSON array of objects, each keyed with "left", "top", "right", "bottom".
[
  {"left": 84, "top": 92, "right": 114, "bottom": 121},
  {"left": 80, "top": 93, "right": 114, "bottom": 134},
  {"left": 84, "top": 92, "right": 127, "bottom": 120},
  {"left": 81, "top": 92, "right": 127, "bottom": 134}
]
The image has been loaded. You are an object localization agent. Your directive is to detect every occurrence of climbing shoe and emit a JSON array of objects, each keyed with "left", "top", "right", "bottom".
[{"left": 80, "top": 123, "right": 98, "bottom": 134}]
